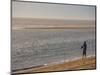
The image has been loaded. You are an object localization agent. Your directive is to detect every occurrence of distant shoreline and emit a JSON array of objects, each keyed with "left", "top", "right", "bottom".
[
  {"left": 24, "top": 27, "right": 95, "bottom": 29},
  {"left": 12, "top": 27, "right": 95, "bottom": 30}
]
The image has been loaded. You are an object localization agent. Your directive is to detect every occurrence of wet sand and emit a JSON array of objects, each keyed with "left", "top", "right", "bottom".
[{"left": 12, "top": 56, "right": 96, "bottom": 74}]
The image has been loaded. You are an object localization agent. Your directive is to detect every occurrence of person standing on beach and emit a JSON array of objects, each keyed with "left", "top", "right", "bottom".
[{"left": 81, "top": 41, "right": 87, "bottom": 59}]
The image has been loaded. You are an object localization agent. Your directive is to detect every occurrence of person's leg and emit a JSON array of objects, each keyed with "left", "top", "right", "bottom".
[
  {"left": 82, "top": 55, "right": 83, "bottom": 60},
  {"left": 83, "top": 51, "right": 85, "bottom": 59},
  {"left": 82, "top": 51, "right": 86, "bottom": 64},
  {"left": 85, "top": 53, "right": 86, "bottom": 58},
  {"left": 82, "top": 55, "right": 85, "bottom": 64},
  {"left": 82, "top": 53, "right": 84, "bottom": 60},
  {"left": 84, "top": 50, "right": 86, "bottom": 58}
]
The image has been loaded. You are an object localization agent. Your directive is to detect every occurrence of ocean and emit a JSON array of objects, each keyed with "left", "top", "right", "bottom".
[{"left": 11, "top": 28, "right": 95, "bottom": 71}]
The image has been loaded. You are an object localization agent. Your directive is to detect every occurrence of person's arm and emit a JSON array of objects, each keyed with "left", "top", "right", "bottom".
[{"left": 81, "top": 45, "right": 83, "bottom": 49}]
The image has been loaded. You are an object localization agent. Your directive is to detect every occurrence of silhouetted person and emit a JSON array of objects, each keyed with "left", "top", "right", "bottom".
[{"left": 81, "top": 41, "right": 87, "bottom": 59}]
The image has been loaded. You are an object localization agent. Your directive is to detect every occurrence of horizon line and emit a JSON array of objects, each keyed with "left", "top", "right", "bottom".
[{"left": 12, "top": 17, "right": 95, "bottom": 21}]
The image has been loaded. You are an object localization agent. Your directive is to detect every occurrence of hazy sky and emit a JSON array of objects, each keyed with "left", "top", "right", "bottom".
[{"left": 12, "top": 1, "right": 95, "bottom": 20}]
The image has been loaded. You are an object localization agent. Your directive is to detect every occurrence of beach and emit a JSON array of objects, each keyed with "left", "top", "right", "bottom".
[{"left": 12, "top": 56, "right": 96, "bottom": 74}]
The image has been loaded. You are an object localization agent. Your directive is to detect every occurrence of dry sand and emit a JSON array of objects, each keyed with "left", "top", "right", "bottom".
[{"left": 12, "top": 56, "right": 96, "bottom": 74}]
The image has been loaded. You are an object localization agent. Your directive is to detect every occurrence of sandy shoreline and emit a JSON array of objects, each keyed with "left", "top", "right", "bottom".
[{"left": 12, "top": 56, "right": 96, "bottom": 74}]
